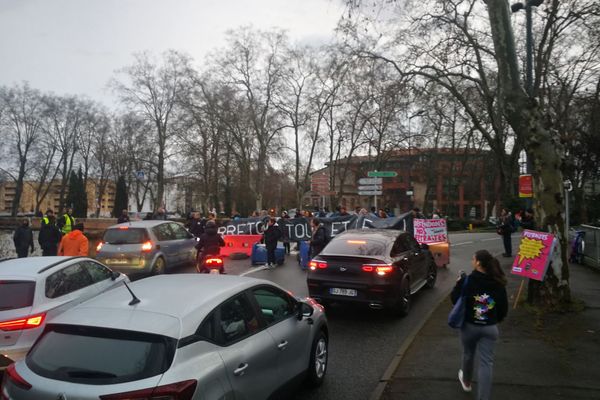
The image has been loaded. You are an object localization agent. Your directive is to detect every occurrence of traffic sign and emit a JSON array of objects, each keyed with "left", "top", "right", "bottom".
[
  {"left": 358, "top": 190, "right": 383, "bottom": 196},
  {"left": 368, "top": 171, "right": 397, "bottom": 178},
  {"left": 358, "top": 177, "right": 382, "bottom": 185},
  {"left": 358, "top": 185, "right": 382, "bottom": 191}
]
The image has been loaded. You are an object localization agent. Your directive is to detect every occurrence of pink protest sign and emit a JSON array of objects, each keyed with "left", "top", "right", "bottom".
[
  {"left": 414, "top": 219, "right": 448, "bottom": 244},
  {"left": 511, "top": 229, "right": 556, "bottom": 281}
]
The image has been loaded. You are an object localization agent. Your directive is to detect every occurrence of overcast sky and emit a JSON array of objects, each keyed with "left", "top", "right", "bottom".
[{"left": 0, "top": 0, "right": 344, "bottom": 106}]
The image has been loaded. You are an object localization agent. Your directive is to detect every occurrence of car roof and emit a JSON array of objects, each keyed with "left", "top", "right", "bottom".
[
  {"left": 107, "top": 220, "right": 177, "bottom": 229},
  {"left": 51, "top": 274, "right": 273, "bottom": 338},
  {"left": 0, "top": 256, "right": 83, "bottom": 278},
  {"left": 334, "top": 229, "right": 403, "bottom": 241}
]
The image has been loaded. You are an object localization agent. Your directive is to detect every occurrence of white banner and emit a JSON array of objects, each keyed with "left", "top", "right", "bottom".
[{"left": 414, "top": 219, "right": 448, "bottom": 243}]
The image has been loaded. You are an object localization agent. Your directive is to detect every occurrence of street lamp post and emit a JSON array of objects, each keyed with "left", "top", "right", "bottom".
[
  {"left": 511, "top": 0, "right": 544, "bottom": 97},
  {"left": 512, "top": 0, "right": 543, "bottom": 210}
]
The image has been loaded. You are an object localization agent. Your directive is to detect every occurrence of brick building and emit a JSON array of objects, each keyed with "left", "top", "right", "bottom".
[{"left": 306, "top": 148, "right": 499, "bottom": 219}]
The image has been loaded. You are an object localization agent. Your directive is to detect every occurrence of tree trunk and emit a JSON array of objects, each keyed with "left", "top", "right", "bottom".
[{"left": 485, "top": 0, "right": 570, "bottom": 306}]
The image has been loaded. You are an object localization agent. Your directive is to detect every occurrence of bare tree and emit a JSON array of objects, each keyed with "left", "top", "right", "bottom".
[
  {"left": 0, "top": 83, "right": 46, "bottom": 215},
  {"left": 111, "top": 50, "right": 192, "bottom": 212}
]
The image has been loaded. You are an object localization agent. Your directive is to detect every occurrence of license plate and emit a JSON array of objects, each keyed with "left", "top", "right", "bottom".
[
  {"left": 106, "top": 259, "right": 129, "bottom": 265},
  {"left": 330, "top": 287, "right": 357, "bottom": 297}
]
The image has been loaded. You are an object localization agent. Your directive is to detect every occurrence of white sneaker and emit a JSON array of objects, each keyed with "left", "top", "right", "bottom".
[{"left": 458, "top": 369, "right": 472, "bottom": 392}]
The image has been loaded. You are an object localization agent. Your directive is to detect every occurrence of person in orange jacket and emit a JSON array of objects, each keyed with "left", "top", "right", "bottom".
[{"left": 57, "top": 223, "right": 89, "bottom": 256}]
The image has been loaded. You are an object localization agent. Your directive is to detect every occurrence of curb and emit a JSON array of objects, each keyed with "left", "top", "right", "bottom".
[{"left": 369, "top": 251, "right": 507, "bottom": 400}]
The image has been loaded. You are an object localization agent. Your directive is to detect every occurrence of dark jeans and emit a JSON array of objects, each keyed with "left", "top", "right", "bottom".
[
  {"left": 16, "top": 249, "right": 28, "bottom": 258},
  {"left": 283, "top": 242, "right": 290, "bottom": 254},
  {"left": 42, "top": 247, "right": 58, "bottom": 256},
  {"left": 502, "top": 233, "right": 512, "bottom": 255},
  {"left": 266, "top": 245, "right": 277, "bottom": 265}
]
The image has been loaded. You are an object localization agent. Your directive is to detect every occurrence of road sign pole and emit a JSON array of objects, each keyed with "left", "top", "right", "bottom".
[{"left": 374, "top": 194, "right": 377, "bottom": 209}]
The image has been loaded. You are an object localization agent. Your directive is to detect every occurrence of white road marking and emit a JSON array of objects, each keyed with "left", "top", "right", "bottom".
[
  {"left": 240, "top": 265, "right": 269, "bottom": 276},
  {"left": 482, "top": 238, "right": 499, "bottom": 241},
  {"left": 451, "top": 241, "right": 474, "bottom": 247}
]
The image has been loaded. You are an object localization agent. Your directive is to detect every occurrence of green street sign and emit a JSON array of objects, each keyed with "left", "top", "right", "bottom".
[{"left": 367, "top": 170, "right": 397, "bottom": 178}]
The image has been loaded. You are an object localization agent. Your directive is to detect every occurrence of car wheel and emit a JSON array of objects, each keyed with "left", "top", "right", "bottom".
[
  {"left": 392, "top": 278, "right": 411, "bottom": 317},
  {"left": 306, "top": 330, "right": 328, "bottom": 387},
  {"left": 152, "top": 257, "right": 166, "bottom": 275},
  {"left": 425, "top": 258, "right": 437, "bottom": 289}
]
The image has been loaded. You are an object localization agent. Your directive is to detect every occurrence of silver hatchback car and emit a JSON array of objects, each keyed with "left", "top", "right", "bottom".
[
  {"left": 0, "top": 257, "right": 128, "bottom": 366},
  {"left": 95, "top": 221, "right": 197, "bottom": 276},
  {"left": 1, "top": 274, "right": 328, "bottom": 400}
]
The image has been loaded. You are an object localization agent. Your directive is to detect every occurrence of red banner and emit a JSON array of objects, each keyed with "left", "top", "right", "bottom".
[{"left": 519, "top": 174, "right": 533, "bottom": 198}]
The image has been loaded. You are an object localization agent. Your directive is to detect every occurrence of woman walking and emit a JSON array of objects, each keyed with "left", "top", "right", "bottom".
[{"left": 451, "top": 250, "right": 508, "bottom": 400}]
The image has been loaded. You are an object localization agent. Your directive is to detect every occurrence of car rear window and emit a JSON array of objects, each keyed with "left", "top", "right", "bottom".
[
  {"left": 26, "top": 325, "right": 176, "bottom": 385},
  {"left": 0, "top": 281, "right": 35, "bottom": 310},
  {"left": 103, "top": 228, "right": 148, "bottom": 244},
  {"left": 323, "top": 237, "right": 389, "bottom": 256}
]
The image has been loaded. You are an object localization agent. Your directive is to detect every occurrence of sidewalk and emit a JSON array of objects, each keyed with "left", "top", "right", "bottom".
[{"left": 380, "top": 259, "right": 600, "bottom": 400}]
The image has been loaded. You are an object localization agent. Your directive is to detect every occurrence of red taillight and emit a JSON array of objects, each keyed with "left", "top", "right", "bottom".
[
  {"left": 100, "top": 379, "right": 197, "bottom": 400},
  {"left": 362, "top": 264, "right": 394, "bottom": 276},
  {"left": 308, "top": 260, "right": 328, "bottom": 270},
  {"left": 0, "top": 313, "right": 46, "bottom": 332},
  {"left": 205, "top": 257, "right": 223, "bottom": 266},
  {"left": 96, "top": 241, "right": 104, "bottom": 252},
  {"left": 118, "top": 226, "right": 129, "bottom": 230},
  {"left": 141, "top": 241, "right": 153, "bottom": 252},
  {"left": 4, "top": 363, "right": 32, "bottom": 390}
]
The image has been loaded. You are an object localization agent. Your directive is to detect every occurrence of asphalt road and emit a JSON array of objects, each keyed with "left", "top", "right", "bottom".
[{"left": 174, "top": 231, "right": 522, "bottom": 400}]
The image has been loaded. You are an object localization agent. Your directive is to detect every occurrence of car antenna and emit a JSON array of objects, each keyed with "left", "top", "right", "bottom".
[{"left": 123, "top": 281, "right": 141, "bottom": 305}]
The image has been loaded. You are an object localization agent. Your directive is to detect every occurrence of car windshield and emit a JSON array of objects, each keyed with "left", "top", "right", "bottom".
[
  {"left": 323, "top": 237, "right": 388, "bottom": 256},
  {"left": 103, "top": 228, "right": 147, "bottom": 244},
  {"left": 27, "top": 324, "right": 176, "bottom": 385},
  {"left": 0, "top": 281, "right": 35, "bottom": 310}
]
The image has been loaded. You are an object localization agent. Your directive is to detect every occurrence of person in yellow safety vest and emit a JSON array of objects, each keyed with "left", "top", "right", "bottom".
[
  {"left": 41, "top": 209, "right": 55, "bottom": 226},
  {"left": 58, "top": 207, "right": 76, "bottom": 235}
]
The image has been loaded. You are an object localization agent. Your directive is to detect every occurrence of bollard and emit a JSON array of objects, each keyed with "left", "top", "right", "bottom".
[{"left": 468, "top": 223, "right": 473, "bottom": 231}]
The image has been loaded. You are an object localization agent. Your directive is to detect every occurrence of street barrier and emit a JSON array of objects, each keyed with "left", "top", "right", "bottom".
[
  {"left": 221, "top": 234, "right": 263, "bottom": 258},
  {"left": 428, "top": 241, "right": 450, "bottom": 268},
  {"left": 579, "top": 224, "right": 600, "bottom": 269}
]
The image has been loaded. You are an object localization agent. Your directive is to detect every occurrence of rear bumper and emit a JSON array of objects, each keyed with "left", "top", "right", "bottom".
[
  {"left": 307, "top": 278, "right": 399, "bottom": 307},
  {"left": 96, "top": 257, "right": 152, "bottom": 274}
]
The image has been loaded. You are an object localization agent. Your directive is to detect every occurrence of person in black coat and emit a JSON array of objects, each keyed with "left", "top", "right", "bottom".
[
  {"left": 38, "top": 215, "right": 62, "bottom": 256},
  {"left": 195, "top": 220, "right": 225, "bottom": 271},
  {"left": 13, "top": 219, "right": 34, "bottom": 258},
  {"left": 263, "top": 217, "right": 282, "bottom": 268},
  {"left": 451, "top": 250, "right": 508, "bottom": 400},
  {"left": 309, "top": 218, "right": 329, "bottom": 258},
  {"left": 117, "top": 209, "right": 130, "bottom": 224},
  {"left": 187, "top": 212, "right": 205, "bottom": 237}
]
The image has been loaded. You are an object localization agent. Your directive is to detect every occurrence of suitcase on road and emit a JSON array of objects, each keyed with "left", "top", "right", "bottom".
[
  {"left": 251, "top": 243, "right": 286, "bottom": 265},
  {"left": 298, "top": 240, "right": 310, "bottom": 270}
]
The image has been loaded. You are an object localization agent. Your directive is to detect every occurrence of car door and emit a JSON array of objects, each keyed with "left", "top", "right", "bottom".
[
  {"left": 42, "top": 263, "right": 99, "bottom": 319},
  {"left": 250, "top": 286, "right": 312, "bottom": 382},
  {"left": 152, "top": 223, "right": 178, "bottom": 268},
  {"left": 391, "top": 234, "right": 419, "bottom": 291},
  {"left": 79, "top": 260, "right": 124, "bottom": 294},
  {"left": 407, "top": 235, "right": 428, "bottom": 286},
  {"left": 216, "top": 293, "right": 280, "bottom": 400},
  {"left": 169, "top": 222, "right": 197, "bottom": 265}
]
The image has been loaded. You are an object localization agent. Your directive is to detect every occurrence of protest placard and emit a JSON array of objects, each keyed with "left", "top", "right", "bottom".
[
  {"left": 511, "top": 229, "right": 556, "bottom": 281},
  {"left": 413, "top": 219, "right": 448, "bottom": 243}
]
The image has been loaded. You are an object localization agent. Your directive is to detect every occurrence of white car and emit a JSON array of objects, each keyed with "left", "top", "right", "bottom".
[
  {"left": 2, "top": 274, "right": 328, "bottom": 400},
  {"left": 0, "top": 256, "right": 128, "bottom": 366}
]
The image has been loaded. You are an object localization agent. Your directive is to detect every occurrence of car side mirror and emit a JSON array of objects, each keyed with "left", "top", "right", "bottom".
[
  {"left": 296, "top": 301, "right": 314, "bottom": 320},
  {"left": 111, "top": 271, "right": 121, "bottom": 281}
]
